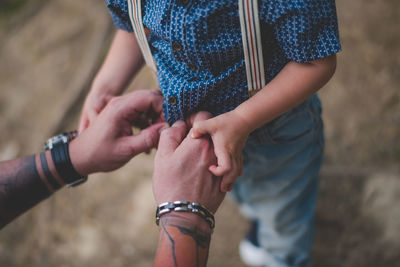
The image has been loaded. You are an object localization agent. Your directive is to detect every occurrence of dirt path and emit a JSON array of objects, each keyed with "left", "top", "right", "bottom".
[{"left": 0, "top": 0, "right": 399, "bottom": 266}]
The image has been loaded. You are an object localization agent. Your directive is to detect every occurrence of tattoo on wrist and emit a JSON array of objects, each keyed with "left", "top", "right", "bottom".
[
  {"left": 0, "top": 155, "right": 52, "bottom": 228},
  {"left": 157, "top": 214, "right": 211, "bottom": 267},
  {"left": 39, "top": 152, "right": 62, "bottom": 191}
]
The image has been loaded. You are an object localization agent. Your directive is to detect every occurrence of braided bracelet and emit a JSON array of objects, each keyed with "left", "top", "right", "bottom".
[{"left": 156, "top": 201, "right": 215, "bottom": 229}]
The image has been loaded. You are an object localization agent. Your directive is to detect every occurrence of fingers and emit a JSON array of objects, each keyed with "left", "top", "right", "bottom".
[
  {"left": 118, "top": 90, "right": 163, "bottom": 122},
  {"left": 130, "top": 106, "right": 165, "bottom": 129},
  {"left": 209, "top": 148, "right": 231, "bottom": 177},
  {"left": 208, "top": 149, "right": 243, "bottom": 192},
  {"left": 191, "top": 120, "right": 212, "bottom": 139},
  {"left": 175, "top": 135, "right": 217, "bottom": 167},
  {"left": 220, "top": 154, "right": 243, "bottom": 192},
  {"left": 186, "top": 111, "right": 212, "bottom": 128},
  {"left": 122, "top": 122, "right": 167, "bottom": 157},
  {"left": 130, "top": 112, "right": 152, "bottom": 129},
  {"left": 157, "top": 120, "right": 188, "bottom": 156}
]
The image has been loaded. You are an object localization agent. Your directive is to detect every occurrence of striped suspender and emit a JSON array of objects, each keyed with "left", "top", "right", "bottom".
[
  {"left": 239, "top": 0, "right": 265, "bottom": 96},
  {"left": 127, "top": 0, "right": 265, "bottom": 95},
  {"left": 127, "top": 0, "right": 157, "bottom": 71}
]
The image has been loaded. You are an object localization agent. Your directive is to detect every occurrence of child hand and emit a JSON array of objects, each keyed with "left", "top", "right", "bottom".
[
  {"left": 79, "top": 89, "right": 115, "bottom": 132},
  {"left": 191, "top": 110, "right": 250, "bottom": 192}
]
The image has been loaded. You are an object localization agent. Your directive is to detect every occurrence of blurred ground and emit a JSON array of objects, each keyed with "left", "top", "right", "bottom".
[{"left": 0, "top": 0, "right": 399, "bottom": 266}]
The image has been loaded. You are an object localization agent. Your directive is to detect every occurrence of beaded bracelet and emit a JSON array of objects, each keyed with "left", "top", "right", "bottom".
[{"left": 156, "top": 201, "right": 215, "bottom": 229}]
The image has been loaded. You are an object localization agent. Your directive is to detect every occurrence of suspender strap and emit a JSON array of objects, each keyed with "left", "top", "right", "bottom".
[
  {"left": 127, "top": 0, "right": 265, "bottom": 96},
  {"left": 127, "top": 0, "right": 157, "bottom": 71},
  {"left": 239, "top": 0, "right": 265, "bottom": 96}
]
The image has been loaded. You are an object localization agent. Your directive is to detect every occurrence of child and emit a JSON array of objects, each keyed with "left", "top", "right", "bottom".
[{"left": 80, "top": 0, "right": 341, "bottom": 266}]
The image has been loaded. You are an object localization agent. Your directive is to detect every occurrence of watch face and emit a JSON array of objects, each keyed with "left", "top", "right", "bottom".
[
  {"left": 44, "top": 131, "right": 78, "bottom": 150},
  {"left": 44, "top": 134, "right": 68, "bottom": 150}
]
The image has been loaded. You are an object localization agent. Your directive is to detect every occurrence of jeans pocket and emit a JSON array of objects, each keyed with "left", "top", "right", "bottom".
[{"left": 251, "top": 99, "right": 320, "bottom": 145}]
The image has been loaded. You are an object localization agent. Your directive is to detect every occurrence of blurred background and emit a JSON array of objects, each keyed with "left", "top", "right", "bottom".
[{"left": 0, "top": 0, "right": 399, "bottom": 266}]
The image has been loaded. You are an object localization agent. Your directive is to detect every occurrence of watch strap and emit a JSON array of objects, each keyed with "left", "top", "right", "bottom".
[
  {"left": 40, "top": 152, "right": 62, "bottom": 190},
  {"left": 50, "top": 141, "right": 87, "bottom": 187}
]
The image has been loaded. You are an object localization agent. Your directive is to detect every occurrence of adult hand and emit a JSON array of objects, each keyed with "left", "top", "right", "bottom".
[
  {"left": 153, "top": 112, "right": 225, "bottom": 214},
  {"left": 70, "top": 89, "right": 166, "bottom": 176},
  {"left": 153, "top": 113, "right": 225, "bottom": 267}
]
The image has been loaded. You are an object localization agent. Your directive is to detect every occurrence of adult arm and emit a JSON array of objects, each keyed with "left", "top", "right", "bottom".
[
  {"left": 153, "top": 113, "right": 225, "bottom": 267},
  {"left": 79, "top": 29, "right": 145, "bottom": 131},
  {"left": 0, "top": 90, "right": 165, "bottom": 229}
]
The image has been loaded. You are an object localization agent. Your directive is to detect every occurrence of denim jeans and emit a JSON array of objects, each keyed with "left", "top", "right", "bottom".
[{"left": 231, "top": 94, "right": 324, "bottom": 267}]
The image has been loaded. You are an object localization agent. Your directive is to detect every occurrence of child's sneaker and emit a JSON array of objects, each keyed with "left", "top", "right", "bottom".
[{"left": 239, "top": 220, "right": 268, "bottom": 267}]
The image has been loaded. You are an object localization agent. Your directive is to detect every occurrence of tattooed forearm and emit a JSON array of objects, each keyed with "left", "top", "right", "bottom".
[
  {"left": 0, "top": 153, "right": 61, "bottom": 229},
  {"left": 174, "top": 223, "right": 210, "bottom": 249},
  {"left": 160, "top": 218, "right": 178, "bottom": 267},
  {"left": 154, "top": 214, "right": 212, "bottom": 267}
]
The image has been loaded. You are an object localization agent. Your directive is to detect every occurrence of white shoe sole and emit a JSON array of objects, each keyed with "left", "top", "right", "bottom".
[{"left": 239, "top": 239, "right": 268, "bottom": 267}]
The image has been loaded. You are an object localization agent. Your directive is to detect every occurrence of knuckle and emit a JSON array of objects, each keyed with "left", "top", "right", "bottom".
[
  {"left": 144, "top": 130, "right": 157, "bottom": 148},
  {"left": 108, "top": 97, "right": 121, "bottom": 107},
  {"left": 150, "top": 89, "right": 162, "bottom": 96},
  {"left": 197, "top": 138, "right": 211, "bottom": 149},
  {"left": 192, "top": 121, "right": 202, "bottom": 130},
  {"left": 160, "top": 127, "right": 175, "bottom": 138},
  {"left": 160, "top": 127, "right": 180, "bottom": 142},
  {"left": 127, "top": 144, "right": 138, "bottom": 157},
  {"left": 197, "top": 111, "right": 212, "bottom": 120}
]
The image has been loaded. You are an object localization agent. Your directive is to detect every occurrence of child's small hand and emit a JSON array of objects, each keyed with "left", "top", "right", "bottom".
[
  {"left": 79, "top": 90, "right": 115, "bottom": 132},
  {"left": 190, "top": 110, "right": 250, "bottom": 192}
]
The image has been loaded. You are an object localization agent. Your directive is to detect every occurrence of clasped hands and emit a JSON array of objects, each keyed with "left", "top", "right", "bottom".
[{"left": 76, "top": 89, "right": 248, "bottom": 194}]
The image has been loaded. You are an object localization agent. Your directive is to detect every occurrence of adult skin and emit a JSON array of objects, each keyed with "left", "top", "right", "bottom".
[
  {"left": 153, "top": 113, "right": 225, "bottom": 267},
  {"left": 79, "top": 30, "right": 144, "bottom": 132},
  {"left": 0, "top": 89, "right": 165, "bottom": 228},
  {"left": 0, "top": 91, "right": 224, "bottom": 266}
]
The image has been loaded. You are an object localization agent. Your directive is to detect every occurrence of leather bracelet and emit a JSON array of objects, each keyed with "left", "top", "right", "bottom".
[
  {"left": 50, "top": 141, "right": 86, "bottom": 186},
  {"left": 156, "top": 201, "right": 215, "bottom": 230},
  {"left": 40, "top": 152, "right": 62, "bottom": 190}
]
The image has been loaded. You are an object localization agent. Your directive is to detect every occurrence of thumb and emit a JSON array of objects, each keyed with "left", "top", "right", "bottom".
[
  {"left": 121, "top": 122, "right": 166, "bottom": 157},
  {"left": 157, "top": 120, "right": 187, "bottom": 156},
  {"left": 191, "top": 120, "right": 212, "bottom": 139}
]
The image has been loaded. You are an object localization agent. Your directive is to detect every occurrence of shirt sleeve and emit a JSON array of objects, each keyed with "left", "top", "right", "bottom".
[
  {"left": 106, "top": 0, "right": 133, "bottom": 32},
  {"left": 270, "top": 0, "right": 342, "bottom": 62}
]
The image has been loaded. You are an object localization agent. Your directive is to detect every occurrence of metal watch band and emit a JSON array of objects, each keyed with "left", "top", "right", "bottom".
[{"left": 156, "top": 201, "right": 215, "bottom": 230}]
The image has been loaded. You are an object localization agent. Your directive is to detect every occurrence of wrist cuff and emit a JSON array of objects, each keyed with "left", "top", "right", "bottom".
[
  {"left": 156, "top": 201, "right": 215, "bottom": 230},
  {"left": 51, "top": 141, "right": 87, "bottom": 187}
]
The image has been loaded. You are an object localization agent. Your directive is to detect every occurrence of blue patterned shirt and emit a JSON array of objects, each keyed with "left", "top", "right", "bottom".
[{"left": 106, "top": 0, "right": 341, "bottom": 124}]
